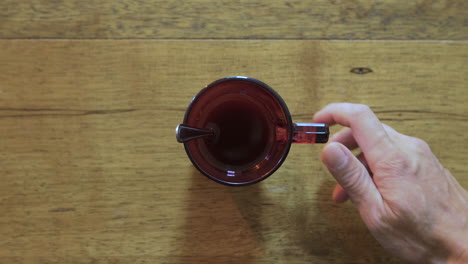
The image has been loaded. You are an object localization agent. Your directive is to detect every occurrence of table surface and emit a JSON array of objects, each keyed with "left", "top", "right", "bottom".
[{"left": 0, "top": 1, "right": 467, "bottom": 264}]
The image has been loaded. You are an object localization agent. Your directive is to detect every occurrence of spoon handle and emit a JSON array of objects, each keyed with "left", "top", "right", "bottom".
[{"left": 176, "top": 124, "right": 214, "bottom": 143}]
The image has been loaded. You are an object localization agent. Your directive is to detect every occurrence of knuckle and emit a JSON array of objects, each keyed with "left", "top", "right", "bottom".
[
  {"left": 382, "top": 123, "right": 398, "bottom": 135},
  {"left": 411, "top": 137, "right": 431, "bottom": 152},
  {"left": 352, "top": 104, "right": 372, "bottom": 116},
  {"left": 373, "top": 128, "right": 390, "bottom": 142}
]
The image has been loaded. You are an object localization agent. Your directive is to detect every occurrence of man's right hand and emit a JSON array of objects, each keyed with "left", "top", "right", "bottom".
[{"left": 314, "top": 103, "right": 468, "bottom": 264}]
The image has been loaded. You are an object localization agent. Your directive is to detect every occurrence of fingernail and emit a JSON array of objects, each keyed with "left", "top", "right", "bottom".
[{"left": 325, "top": 143, "right": 349, "bottom": 172}]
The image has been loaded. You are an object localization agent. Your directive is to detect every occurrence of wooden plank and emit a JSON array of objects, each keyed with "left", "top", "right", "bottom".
[
  {"left": 0, "top": 0, "right": 467, "bottom": 40},
  {"left": 0, "top": 40, "right": 466, "bottom": 263}
]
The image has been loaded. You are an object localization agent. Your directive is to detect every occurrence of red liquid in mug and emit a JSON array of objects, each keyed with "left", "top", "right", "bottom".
[
  {"left": 181, "top": 77, "right": 328, "bottom": 185},
  {"left": 203, "top": 98, "right": 271, "bottom": 169},
  {"left": 184, "top": 78, "right": 291, "bottom": 185}
]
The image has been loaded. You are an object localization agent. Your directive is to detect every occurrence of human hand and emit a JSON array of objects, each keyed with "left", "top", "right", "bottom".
[{"left": 313, "top": 103, "right": 468, "bottom": 264}]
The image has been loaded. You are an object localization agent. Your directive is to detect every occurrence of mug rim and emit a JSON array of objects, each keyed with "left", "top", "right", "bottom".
[{"left": 182, "top": 76, "right": 294, "bottom": 186}]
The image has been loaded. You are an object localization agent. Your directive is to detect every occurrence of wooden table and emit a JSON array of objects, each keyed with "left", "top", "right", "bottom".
[{"left": 0, "top": 1, "right": 466, "bottom": 263}]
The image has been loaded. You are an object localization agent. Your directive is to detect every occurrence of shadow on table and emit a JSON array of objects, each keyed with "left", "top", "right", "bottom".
[
  {"left": 290, "top": 180, "right": 401, "bottom": 263},
  {"left": 175, "top": 168, "right": 262, "bottom": 264},
  {"left": 177, "top": 169, "right": 400, "bottom": 263}
]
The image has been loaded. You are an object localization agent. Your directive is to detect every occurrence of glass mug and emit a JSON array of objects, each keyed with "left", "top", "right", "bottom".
[{"left": 176, "top": 76, "right": 329, "bottom": 186}]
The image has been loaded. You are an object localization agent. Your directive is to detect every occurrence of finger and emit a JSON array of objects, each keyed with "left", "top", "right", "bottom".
[
  {"left": 329, "top": 127, "right": 373, "bottom": 172},
  {"left": 331, "top": 125, "right": 399, "bottom": 151},
  {"left": 331, "top": 153, "right": 370, "bottom": 203},
  {"left": 322, "top": 142, "right": 382, "bottom": 207},
  {"left": 314, "top": 103, "right": 395, "bottom": 166},
  {"left": 332, "top": 184, "right": 349, "bottom": 203},
  {"left": 330, "top": 127, "right": 359, "bottom": 150}
]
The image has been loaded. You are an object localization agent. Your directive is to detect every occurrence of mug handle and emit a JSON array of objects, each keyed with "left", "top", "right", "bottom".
[{"left": 292, "top": 123, "right": 329, "bottom": 144}]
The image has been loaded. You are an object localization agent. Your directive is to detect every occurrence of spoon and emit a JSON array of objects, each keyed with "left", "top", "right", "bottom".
[{"left": 176, "top": 124, "right": 214, "bottom": 143}]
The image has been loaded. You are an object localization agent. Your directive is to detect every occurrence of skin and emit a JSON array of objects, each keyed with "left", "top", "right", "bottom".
[{"left": 313, "top": 103, "right": 468, "bottom": 264}]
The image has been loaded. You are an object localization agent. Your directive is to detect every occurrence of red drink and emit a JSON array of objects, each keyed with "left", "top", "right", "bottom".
[
  {"left": 203, "top": 98, "right": 270, "bottom": 169},
  {"left": 177, "top": 76, "right": 328, "bottom": 186}
]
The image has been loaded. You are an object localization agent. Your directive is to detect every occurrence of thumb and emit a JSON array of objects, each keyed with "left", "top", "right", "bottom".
[{"left": 322, "top": 142, "right": 381, "bottom": 207}]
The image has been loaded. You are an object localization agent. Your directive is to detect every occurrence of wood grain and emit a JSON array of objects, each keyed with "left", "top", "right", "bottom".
[
  {"left": 0, "top": 40, "right": 467, "bottom": 263},
  {"left": 0, "top": 0, "right": 467, "bottom": 40}
]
